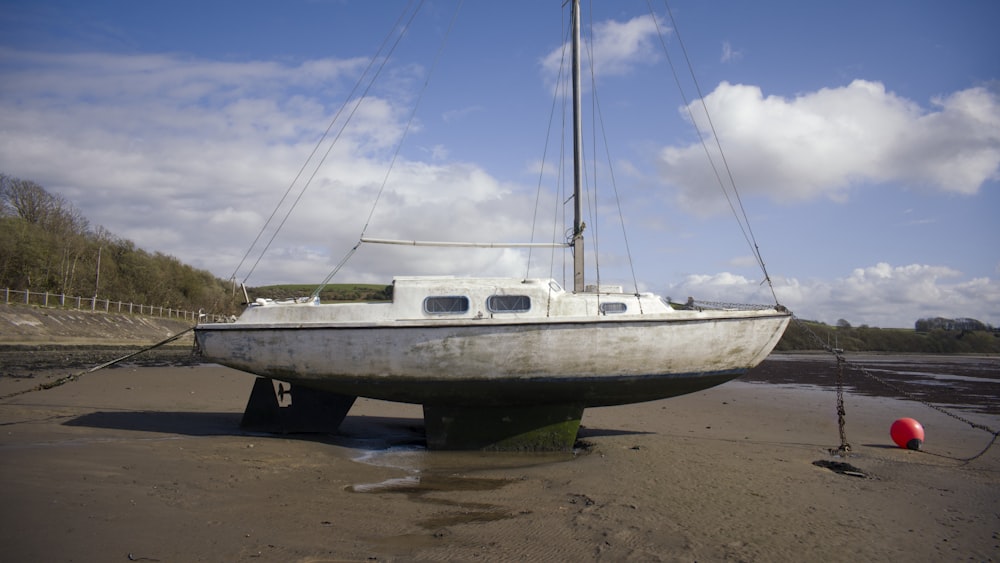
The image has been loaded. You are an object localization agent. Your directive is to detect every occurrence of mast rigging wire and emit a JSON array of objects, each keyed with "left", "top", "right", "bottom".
[
  {"left": 311, "top": 0, "right": 466, "bottom": 299},
  {"left": 649, "top": 0, "right": 780, "bottom": 305},
  {"left": 229, "top": 0, "right": 426, "bottom": 286}
]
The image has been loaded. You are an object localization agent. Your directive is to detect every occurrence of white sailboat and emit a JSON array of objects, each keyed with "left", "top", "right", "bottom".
[{"left": 195, "top": 1, "right": 791, "bottom": 450}]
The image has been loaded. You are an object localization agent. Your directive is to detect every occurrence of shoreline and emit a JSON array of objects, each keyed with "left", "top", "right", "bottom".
[{"left": 747, "top": 352, "right": 1000, "bottom": 416}]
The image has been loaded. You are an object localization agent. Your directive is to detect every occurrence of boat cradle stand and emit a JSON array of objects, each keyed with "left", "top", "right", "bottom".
[{"left": 240, "top": 377, "right": 356, "bottom": 434}]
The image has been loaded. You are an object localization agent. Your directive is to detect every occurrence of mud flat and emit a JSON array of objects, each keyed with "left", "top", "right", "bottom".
[
  {"left": 746, "top": 352, "right": 1000, "bottom": 415},
  {"left": 0, "top": 356, "right": 998, "bottom": 561}
]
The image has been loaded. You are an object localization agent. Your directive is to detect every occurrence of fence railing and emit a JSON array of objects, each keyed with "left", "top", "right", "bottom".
[{"left": 2, "top": 288, "right": 230, "bottom": 323}]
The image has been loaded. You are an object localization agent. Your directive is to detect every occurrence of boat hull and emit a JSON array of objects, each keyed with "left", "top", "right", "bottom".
[{"left": 195, "top": 312, "right": 790, "bottom": 408}]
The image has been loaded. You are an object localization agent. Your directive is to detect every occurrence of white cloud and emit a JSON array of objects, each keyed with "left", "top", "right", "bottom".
[
  {"left": 540, "top": 14, "right": 661, "bottom": 82},
  {"left": 0, "top": 48, "right": 541, "bottom": 286},
  {"left": 659, "top": 80, "right": 1000, "bottom": 213},
  {"left": 720, "top": 41, "right": 742, "bottom": 63},
  {"left": 665, "top": 262, "right": 1000, "bottom": 328}
]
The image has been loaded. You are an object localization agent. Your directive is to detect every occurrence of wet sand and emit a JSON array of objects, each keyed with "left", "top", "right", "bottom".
[{"left": 1, "top": 357, "right": 998, "bottom": 562}]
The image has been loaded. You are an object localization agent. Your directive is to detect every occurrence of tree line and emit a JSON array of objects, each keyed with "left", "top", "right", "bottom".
[
  {"left": 0, "top": 174, "right": 240, "bottom": 316},
  {"left": 776, "top": 318, "right": 1000, "bottom": 354},
  {"left": 914, "top": 316, "right": 994, "bottom": 333}
]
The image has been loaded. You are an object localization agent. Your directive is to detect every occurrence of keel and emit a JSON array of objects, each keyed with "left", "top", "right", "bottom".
[{"left": 423, "top": 403, "right": 584, "bottom": 451}]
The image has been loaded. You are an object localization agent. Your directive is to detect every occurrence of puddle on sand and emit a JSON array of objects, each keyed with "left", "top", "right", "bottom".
[
  {"left": 346, "top": 445, "right": 579, "bottom": 529},
  {"left": 352, "top": 444, "right": 578, "bottom": 474}
]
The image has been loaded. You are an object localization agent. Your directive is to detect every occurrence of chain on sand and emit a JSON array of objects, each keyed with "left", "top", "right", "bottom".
[{"left": 791, "top": 315, "right": 998, "bottom": 463}]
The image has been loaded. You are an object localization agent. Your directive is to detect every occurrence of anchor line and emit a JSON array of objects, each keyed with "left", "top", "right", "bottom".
[
  {"left": 791, "top": 315, "right": 998, "bottom": 462},
  {"left": 0, "top": 327, "right": 196, "bottom": 401},
  {"left": 833, "top": 354, "right": 850, "bottom": 455}
]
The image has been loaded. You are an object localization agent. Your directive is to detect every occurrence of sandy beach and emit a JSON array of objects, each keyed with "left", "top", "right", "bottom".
[{"left": 1, "top": 357, "right": 998, "bottom": 562}]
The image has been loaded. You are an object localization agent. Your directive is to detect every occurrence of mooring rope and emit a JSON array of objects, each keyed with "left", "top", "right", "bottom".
[
  {"left": 0, "top": 327, "right": 196, "bottom": 401},
  {"left": 791, "top": 315, "right": 999, "bottom": 462}
]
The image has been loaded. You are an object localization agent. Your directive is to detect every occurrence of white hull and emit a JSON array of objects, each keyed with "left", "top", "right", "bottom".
[{"left": 195, "top": 277, "right": 790, "bottom": 407}]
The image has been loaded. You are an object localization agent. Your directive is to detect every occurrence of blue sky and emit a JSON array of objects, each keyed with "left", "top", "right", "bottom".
[{"left": 1, "top": 0, "right": 998, "bottom": 328}]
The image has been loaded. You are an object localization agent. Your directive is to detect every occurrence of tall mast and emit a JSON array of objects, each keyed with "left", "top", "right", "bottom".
[{"left": 571, "top": 0, "right": 585, "bottom": 292}]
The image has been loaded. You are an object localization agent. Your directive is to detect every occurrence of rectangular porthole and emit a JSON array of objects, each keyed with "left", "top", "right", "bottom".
[
  {"left": 487, "top": 295, "right": 531, "bottom": 313},
  {"left": 599, "top": 302, "right": 627, "bottom": 314},
  {"left": 423, "top": 296, "right": 470, "bottom": 314}
]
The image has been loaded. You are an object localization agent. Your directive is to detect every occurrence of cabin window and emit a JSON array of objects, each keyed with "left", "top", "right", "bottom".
[
  {"left": 423, "top": 296, "right": 470, "bottom": 314},
  {"left": 600, "top": 302, "right": 627, "bottom": 314},
  {"left": 487, "top": 295, "right": 531, "bottom": 313}
]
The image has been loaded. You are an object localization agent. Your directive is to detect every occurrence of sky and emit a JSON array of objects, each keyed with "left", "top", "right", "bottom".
[{"left": 1, "top": 0, "right": 998, "bottom": 328}]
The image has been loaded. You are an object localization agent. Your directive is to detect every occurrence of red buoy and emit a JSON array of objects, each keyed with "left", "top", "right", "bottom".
[{"left": 890, "top": 418, "right": 925, "bottom": 450}]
